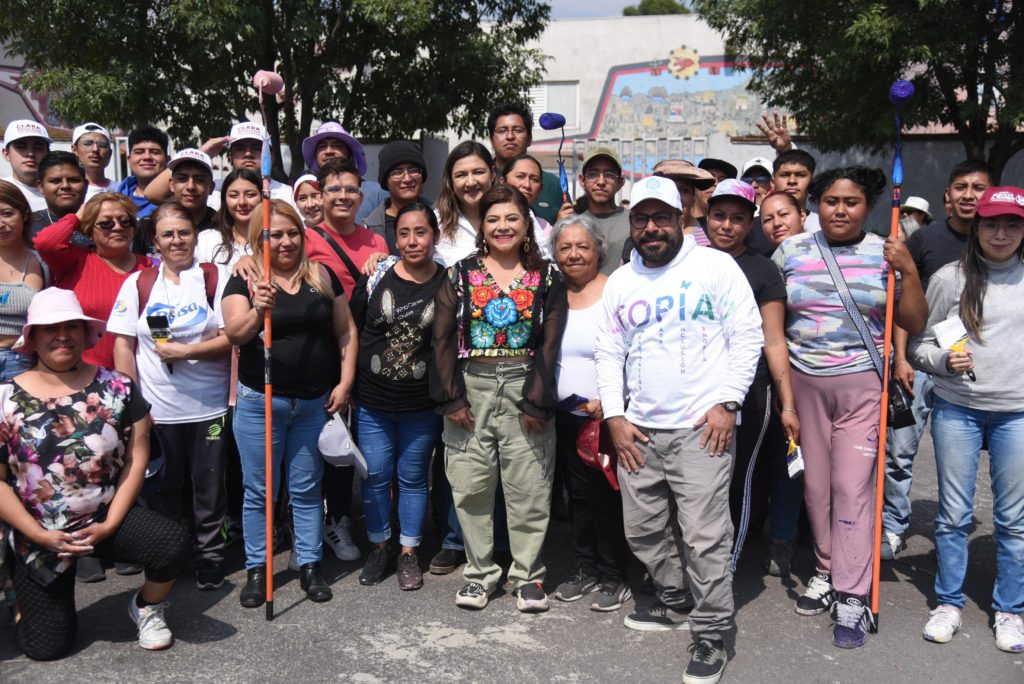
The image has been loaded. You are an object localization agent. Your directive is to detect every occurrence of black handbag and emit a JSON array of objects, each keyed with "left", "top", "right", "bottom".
[{"left": 814, "top": 232, "right": 915, "bottom": 430}]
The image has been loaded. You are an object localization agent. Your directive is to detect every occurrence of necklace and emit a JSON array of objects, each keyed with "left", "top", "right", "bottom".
[{"left": 38, "top": 356, "right": 78, "bottom": 374}]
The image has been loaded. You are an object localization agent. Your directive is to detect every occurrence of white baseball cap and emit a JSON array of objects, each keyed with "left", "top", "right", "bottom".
[
  {"left": 229, "top": 121, "right": 267, "bottom": 144},
  {"left": 167, "top": 148, "right": 214, "bottom": 175},
  {"left": 72, "top": 122, "right": 111, "bottom": 144},
  {"left": 3, "top": 119, "right": 52, "bottom": 147},
  {"left": 741, "top": 156, "right": 773, "bottom": 178},
  {"left": 629, "top": 175, "right": 682, "bottom": 211}
]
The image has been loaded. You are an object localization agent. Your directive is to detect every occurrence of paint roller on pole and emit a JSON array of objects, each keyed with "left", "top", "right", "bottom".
[
  {"left": 539, "top": 112, "right": 571, "bottom": 205},
  {"left": 869, "top": 78, "right": 914, "bottom": 633},
  {"left": 252, "top": 68, "right": 283, "bottom": 621}
]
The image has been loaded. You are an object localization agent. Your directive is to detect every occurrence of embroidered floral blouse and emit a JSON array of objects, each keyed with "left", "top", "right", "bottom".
[
  {"left": 0, "top": 368, "right": 149, "bottom": 584},
  {"left": 431, "top": 255, "right": 567, "bottom": 420}
]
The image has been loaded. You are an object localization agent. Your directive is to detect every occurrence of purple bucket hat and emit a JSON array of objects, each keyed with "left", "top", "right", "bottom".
[{"left": 301, "top": 122, "right": 367, "bottom": 175}]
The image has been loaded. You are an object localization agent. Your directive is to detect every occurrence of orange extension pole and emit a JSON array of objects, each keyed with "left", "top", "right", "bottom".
[
  {"left": 871, "top": 79, "right": 915, "bottom": 631},
  {"left": 261, "top": 140, "right": 274, "bottom": 621}
]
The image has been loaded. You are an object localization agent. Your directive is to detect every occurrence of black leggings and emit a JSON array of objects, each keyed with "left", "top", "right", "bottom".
[{"left": 13, "top": 506, "right": 191, "bottom": 661}]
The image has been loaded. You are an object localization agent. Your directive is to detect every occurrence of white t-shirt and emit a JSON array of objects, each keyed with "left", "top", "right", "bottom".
[
  {"left": 555, "top": 301, "right": 603, "bottom": 416},
  {"left": 2, "top": 175, "right": 45, "bottom": 211},
  {"left": 207, "top": 178, "right": 292, "bottom": 210},
  {"left": 84, "top": 181, "right": 115, "bottom": 202},
  {"left": 804, "top": 211, "right": 822, "bottom": 233},
  {"left": 195, "top": 228, "right": 252, "bottom": 272},
  {"left": 107, "top": 261, "right": 230, "bottom": 424}
]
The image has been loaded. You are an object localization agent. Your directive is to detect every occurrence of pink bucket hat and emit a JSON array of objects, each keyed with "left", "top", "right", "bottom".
[{"left": 15, "top": 288, "right": 106, "bottom": 355}]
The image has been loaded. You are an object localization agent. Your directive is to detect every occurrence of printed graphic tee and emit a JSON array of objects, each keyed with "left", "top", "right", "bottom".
[{"left": 107, "top": 261, "right": 230, "bottom": 423}]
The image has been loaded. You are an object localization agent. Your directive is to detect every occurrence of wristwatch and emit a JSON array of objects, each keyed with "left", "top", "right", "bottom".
[{"left": 721, "top": 401, "right": 741, "bottom": 413}]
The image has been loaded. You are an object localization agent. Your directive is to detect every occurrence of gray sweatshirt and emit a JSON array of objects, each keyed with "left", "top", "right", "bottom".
[{"left": 908, "top": 256, "right": 1024, "bottom": 411}]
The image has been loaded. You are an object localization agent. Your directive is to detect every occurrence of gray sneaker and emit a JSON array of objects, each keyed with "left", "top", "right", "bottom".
[
  {"left": 624, "top": 600, "right": 692, "bottom": 631},
  {"left": 591, "top": 579, "right": 632, "bottom": 612},
  {"left": 554, "top": 568, "right": 600, "bottom": 602}
]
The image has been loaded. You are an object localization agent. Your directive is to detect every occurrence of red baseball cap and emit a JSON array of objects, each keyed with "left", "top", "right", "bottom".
[{"left": 976, "top": 186, "right": 1024, "bottom": 219}]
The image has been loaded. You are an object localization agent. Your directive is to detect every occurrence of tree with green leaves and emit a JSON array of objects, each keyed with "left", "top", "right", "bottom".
[
  {"left": 0, "top": 0, "right": 549, "bottom": 179},
  {"left": 695, "top": 0, "right": 1024, "bottom": 181},
  {"left": 624, "top": 0, "right": 690, "bottom": 15}
]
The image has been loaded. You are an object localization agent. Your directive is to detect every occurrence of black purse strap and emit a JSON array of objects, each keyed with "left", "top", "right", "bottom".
[
  {"left": 813, "top": 231, "right": 885, "bottom": 382},
  {"left": 312, "top": 226, "right": 363, "bottom": 284}
]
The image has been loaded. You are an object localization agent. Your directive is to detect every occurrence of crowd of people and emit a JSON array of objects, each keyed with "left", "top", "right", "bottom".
[{"left": 0, "top": 102, "right": 1022, "bottom": 684}]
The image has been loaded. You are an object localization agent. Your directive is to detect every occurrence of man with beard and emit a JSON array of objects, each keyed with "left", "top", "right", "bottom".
[
  {"left": 594, "top": 176, "right": 762, "bottom": 684},
  {"left": 302, "top": 121, "right": 388, "bottom": 223}
]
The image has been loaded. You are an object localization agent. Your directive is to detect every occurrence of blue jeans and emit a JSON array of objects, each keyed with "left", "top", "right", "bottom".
[
  {"left": 233, "top": 383, "right": 328, "bottom": 569},
  {"left": 356, "top": 404, "right": 441, "bottom": 547},
  {"left": 882, "top": 370, "right": 934, "bottom": 535},
  {"left": 931, "top": 395, "right": 1024, "bottom": 612},
  {"left": 0, "top": 348, "right": 31, "bottom": 382}
]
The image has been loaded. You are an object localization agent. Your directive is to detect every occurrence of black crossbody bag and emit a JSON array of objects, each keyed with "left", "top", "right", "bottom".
[{"left": 814, "top": 232, "right": 915, "bottom": 429}]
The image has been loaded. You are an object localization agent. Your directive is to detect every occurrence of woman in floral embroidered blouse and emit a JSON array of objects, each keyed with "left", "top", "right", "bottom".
[
  {"left": 0, "top": 288, "right": 190, "bottom": 660},
  {"left": 432, "top": 184, "right": 567, "bottom": 613}
]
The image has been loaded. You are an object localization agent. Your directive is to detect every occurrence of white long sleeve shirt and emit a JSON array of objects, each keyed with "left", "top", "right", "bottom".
[{"left": 594, "top": 236, "right": 764, "bottom": 429}]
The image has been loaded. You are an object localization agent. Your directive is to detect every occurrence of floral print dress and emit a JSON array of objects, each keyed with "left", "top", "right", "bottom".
[{"left": 0, "top": 368, "right": 148, "bottom": 585}]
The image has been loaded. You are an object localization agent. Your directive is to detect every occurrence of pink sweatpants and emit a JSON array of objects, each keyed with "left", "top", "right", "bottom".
[{"left": 791, "top": 368, "right": 880, "bottom": 597}]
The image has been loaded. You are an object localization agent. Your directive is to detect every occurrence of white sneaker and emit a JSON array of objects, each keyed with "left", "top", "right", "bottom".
[
  {"left": 323, "top": 516, "right": 360, "bottom": 561},
  {"left": 288, "top": 549, "right": 300, "bottom": 572},
  {"left": 879, "top": 530, "right": 906, "bottom": 561},
  {"left": 994, "top": 611, "right": 1024, "bottom": 653},
  {"left": 128, "top": 592, "right": 173, "bottom": 651},
  {"left": 922, "top": 605, "right": 961, "bottom": 643}
]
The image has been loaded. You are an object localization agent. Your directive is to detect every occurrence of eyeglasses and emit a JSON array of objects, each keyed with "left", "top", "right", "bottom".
[
  {"left": 979, "top": 220, "right": 1024, "bottom": 235},
  {"left": 388, "top": 167, "right": 423, "bottom": 180},
  {"left": 494, "top": 126, "right": 527, "bottom": 137},
  {"left": 78, "top": 139, "right": 111, "bottom": 150},
  {"left": 156, "top": 229, "right": 194, "bottom": 240},
  {"left": 629, "top": 212, "right": 677, "bottom": 229},
  {"left": 95, "top": 218, "right": 136, "bottom": 231},
  {"left": 584, "top": 170, "right": 621, "bottom": 183},
  {"left": 323, "top": 185, "right": 362, "bottom": 197},
  {"left": 741, "top": 175, "right": 771, "bottom": 186}
]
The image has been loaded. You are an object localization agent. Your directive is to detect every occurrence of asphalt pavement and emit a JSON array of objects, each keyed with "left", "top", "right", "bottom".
[{"left": 1, "top": 434, "right": 1023, "bottom": 683}]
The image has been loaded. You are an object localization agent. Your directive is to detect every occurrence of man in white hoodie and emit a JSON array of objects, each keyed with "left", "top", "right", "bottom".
[{"left": 594, "top": 176, "right": 763, "bottom": 684}]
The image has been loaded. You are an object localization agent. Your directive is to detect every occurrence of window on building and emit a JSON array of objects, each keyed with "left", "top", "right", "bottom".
[{"left": 529, "top": 82, "right": 578, "bottom": 129}]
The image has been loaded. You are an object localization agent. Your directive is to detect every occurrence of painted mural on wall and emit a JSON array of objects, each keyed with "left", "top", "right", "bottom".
[{"left": 550, "top": 47, "right": 770, "bottom": 144}]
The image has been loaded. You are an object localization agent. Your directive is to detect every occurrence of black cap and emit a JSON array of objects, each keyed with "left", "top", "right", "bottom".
[{"left": 698, "top": 158, "right": 738, "bottom": 180}]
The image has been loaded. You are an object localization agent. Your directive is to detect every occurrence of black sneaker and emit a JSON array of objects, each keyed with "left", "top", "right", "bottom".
[
  {"left": 624, "top": 600, "right": 692, "bottom": 631},
  {"left": 763, "top": 539, "right": 793, "bottom": 578},
  {"left": 515, "top": 581, "right": 550, "bottom": 613},
  {"left": 683, "top": 635, "right": 727, "bottom": 684},
  {"left": 428, "top": 547, "right": 466, "bottom": 575},
  {"left": 359, "top": 544, "right": 394, "bottom": 586},
  {"left": 554, "top": 568, "right": 600, "bottom": 602},
  {"left": 832, "top": 593, "right": 873, "bottom": 649},
  {"left": 590, "top": 578, "right": 632, "bottom": 612},
  {"left": 795, "top": 572, "right": 837, "bottom": 616},
  {"left": 114, "top": 562, "right": 143, "bottom": 576},
  {"left": 195, "top": 559, "right": 225, "bottom": 590},
  {"left": 396, "top": 552, "right": 423, "bottom": 591}
]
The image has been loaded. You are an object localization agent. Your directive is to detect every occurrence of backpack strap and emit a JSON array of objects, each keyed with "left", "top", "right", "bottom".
[
  {"left": 200, "top": 262, "right": 219, "bottom": 308},
  {"left": 136, "top": 266, "right": 160, "bottom": 316},
  {"left": 136, "top": 262, "right": 219, "bottom": 316}
]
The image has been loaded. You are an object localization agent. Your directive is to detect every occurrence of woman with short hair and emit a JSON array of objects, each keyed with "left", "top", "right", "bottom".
[{"left": 432, "top": 184, "right": 567, "bottom": 613}]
